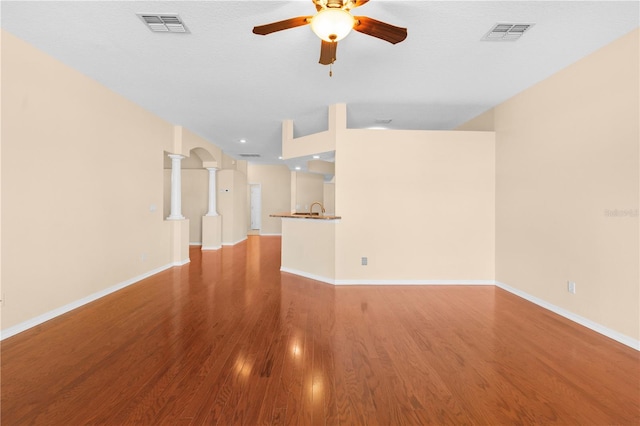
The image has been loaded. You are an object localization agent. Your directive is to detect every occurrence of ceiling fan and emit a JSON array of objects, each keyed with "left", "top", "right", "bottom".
[{"left": 252, "top": 0, "right": 407, "bottom": 67}]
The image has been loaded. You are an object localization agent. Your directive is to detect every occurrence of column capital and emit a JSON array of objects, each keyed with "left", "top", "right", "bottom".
[
  {"left": 206, "top": 167, "right": 219, "bottom": 172},
  {"left": 168, "top": 154, "right": 185, "bottom": 161}
]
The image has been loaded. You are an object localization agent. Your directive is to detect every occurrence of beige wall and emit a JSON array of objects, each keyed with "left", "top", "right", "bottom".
[
  {"left": 323, "top": 183, "right": 336, "bottom": 216},
  {"left": 221, "top": 153, "right": 236, "bottom": 170},
  {"left": 218, "top": 169, "right": 248, "bottom": 244},
  {"left": 4, "top": 21, "right": 636, "bottom": 347},
  {"left": 492, "top": 28, "right": 639, "bottom": 340},
  {"left": 456, "top": 108, "right": 495, "bottom": 132},
  {"left": 163, "top": 168, "right": 208, "bottom": 244},
  {"left": 247, "top": 164, "right": 291, "bottom": 235},
  {"left": 179, "top": 127, "right": 222, "bottom": 163},
  {"left": 182, "top": 169, "right": 208, "bottom": 243},
  {"left": 163, "top": 148, "right": 224, "bottom": 243},
  {"left": 163, "top": 170, "right": 171, "bottom": 219},
  {"left": 219, "top": 153, "right": 247, "bottom": 174},
  {"left": 1, "top": 31, "right": 175, "bottom": 329},
  {"left": 292, "top": 172, "right": 325, "bottom": 213},
  {"left": 236, "top": 159, "right": 248, "bottom": 176},
  {"left": 308, "top": 159, "right": 335, "bottom": 175},
  {"left": 281, "top": 219, "right": 336, "bottom": 282},
  {"left": 335, "top": 129, "right": 496, "bottom": 282},
  {"left": 281, "top": 104, "right": 343, "bottom": 160}
]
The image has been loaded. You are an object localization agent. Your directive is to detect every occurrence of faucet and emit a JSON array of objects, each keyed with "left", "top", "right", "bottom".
[{"left": 309, "top": 201, "right": 325, "bottom": 216}]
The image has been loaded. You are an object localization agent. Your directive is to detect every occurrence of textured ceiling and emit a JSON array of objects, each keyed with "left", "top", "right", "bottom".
[{"left": 2, "top": 1, "right": 638, "bottom": 170}]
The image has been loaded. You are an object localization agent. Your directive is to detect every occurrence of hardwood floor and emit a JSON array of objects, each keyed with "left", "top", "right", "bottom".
[{"left": 2, "top": 236, "right": 638, "bottom": 425}]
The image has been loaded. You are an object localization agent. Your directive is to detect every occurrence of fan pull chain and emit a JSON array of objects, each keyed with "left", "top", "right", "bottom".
[{"left": 329, "top": 56, "right": 336, "bottom": 77}]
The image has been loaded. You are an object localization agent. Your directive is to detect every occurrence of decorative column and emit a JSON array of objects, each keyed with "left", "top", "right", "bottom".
[
  {"left": 167, "top": 154, "right": 185, "bottom": 220},
  {"left": 206, "top": 167, "right": 219, "bottom": 216}
]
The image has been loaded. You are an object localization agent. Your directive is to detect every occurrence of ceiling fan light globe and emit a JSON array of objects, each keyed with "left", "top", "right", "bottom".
[{"left": 311, "top": 9, "right": 355, "bottom": 42}]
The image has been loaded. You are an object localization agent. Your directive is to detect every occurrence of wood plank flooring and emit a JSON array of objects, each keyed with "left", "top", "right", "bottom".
[{"left": 2, "top": 236, "right": 638, "bottom": 425}]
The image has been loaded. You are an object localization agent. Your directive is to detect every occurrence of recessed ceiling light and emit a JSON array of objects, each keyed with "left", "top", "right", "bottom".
[
  {"left": 295, "top": 166, "right": 301, "bottom": 170},
  {"left": 313, "top": 155, "right": 320, "bottom": 159},
  {"left": 278, "top": 156, "right": 283, "bottom": 160},
  {"left": 240, "top": 139, "right": 247, "bottom": 143}
]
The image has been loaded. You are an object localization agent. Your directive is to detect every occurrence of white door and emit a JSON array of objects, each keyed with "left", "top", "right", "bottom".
[{"left": 250, "top": 184, "right": 262, "bottom": 230}]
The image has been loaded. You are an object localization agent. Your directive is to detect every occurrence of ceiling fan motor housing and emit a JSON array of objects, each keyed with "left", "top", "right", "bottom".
[{"left": 326, "top": 0, "right": 345, "bottom": 9}]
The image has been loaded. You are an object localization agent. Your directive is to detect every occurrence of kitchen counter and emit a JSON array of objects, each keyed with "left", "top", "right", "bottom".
[
  {"left": 270, "top": 212, "right": 340, "bottom": 284},
  {"left": 270, "top": 212, "right": 341, "bottom": 220}
]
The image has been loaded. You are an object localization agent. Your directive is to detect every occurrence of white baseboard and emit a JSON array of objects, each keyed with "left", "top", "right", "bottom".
[
  {"left": 277, "top": 270, "right": 639, "bottom": 351},
  {"left": 496, "top": 281, "right": 640, "bottom": 351},
  {"left": 280, "top": 267, "right": 335, "bottom": 285},
  {"left": 334, "top": 279, "right": 495, "bottom": 286},
  {"left": 5, "top": 262, "right": 636, "bottom": 353},
  {"left": 201, "top": 245, "right": 221, "bottom": 251},
  {"left": 222, "top": 237, "right": 248, "bottom": 246},
  {"left": 280, "top": 268, "right": 495, "bottom": 287},
  {"left": 1, "top": 262, "right": 175, "bottom": 340},
  {"left": 189, "top": 242, "right": 202, "bottom": 246},
  {"left": 258, "top": 233, "right": 282, "bottom": 237}
]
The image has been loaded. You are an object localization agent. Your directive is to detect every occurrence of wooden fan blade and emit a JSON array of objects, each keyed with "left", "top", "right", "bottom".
[
  {"left": 353, "top": 0, "right": 370, "bottom": 8},
  {"left": 252, "top": 16, "right": 312, "bottom": 35},
  {"left": 341, "top": 0, "right": 370, "bottom": 10},
  {"left": 319, "top": 40, "right": 338, "bottom": 65},
  {"left": 353, "top": 16, "right": 407, "bottom": 44}
]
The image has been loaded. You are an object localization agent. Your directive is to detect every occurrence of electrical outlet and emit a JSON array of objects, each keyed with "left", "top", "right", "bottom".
[
  {"left": 141, "top": 253, "right": 148, "bottom": 262},
  {"left": 567, "top": 281, "right": 576, "bottom": 294},
  {"left": 361, "top": 257, "right": 368, "bottom": 266}
]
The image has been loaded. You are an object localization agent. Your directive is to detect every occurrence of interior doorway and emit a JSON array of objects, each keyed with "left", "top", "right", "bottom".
[{"left": 250, "top": 184, "right": 262, "bottom": 230}]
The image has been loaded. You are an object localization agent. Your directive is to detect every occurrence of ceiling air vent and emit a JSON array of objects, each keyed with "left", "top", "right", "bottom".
[
  {"left": 482, "top": 23, "right": 534, "bottom": 41},
  {"left": 239, "top": 154, "right": 261, "bottom": 158},
  {"left": 138, "top": 14, "right": 189, "bottom": 33}
]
